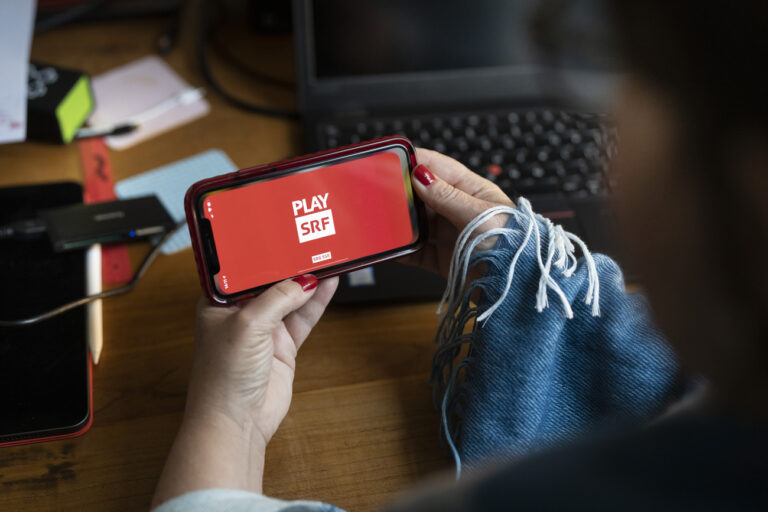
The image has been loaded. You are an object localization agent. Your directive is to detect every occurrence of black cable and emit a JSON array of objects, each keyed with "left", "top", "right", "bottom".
[
  {"left": 209, "top": 31, "right": 296, "bottom": 91},
  {"left": 156, "top": 11, "right": 181, "bottom": 55},
  {"left": 0, "top": 221, "right": 185, "bottom": 327},
  {"left": 196, "top": 0, "right": 299, "bottom": 120}
]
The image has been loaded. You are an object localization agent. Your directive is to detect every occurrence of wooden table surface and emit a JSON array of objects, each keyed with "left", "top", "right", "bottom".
[{"left": 0, "top": 17, "right": 450, "bottom": 511}]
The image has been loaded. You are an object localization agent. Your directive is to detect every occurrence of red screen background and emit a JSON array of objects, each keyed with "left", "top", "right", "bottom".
[{"left": 203, "top": 150, "right": 416, "bottom": 294}]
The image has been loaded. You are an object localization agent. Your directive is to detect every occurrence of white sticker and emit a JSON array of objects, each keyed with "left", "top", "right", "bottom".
[
  {"left": 312, "top": 251, "right": 332, "bottom": 263},
  {"left": 347, "top": 267, "right": 376, "bottom": 287}
]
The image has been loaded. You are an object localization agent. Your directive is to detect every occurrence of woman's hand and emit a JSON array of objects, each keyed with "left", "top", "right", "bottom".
[
  {"left": 186, "top": 274, "right": 338, "bottom": 442},
  {"left": 152, "top": 275, "right": 338, "bottom": 507},
  {"left": 403, "top": 148, "right": 515, "bottom": 277}
]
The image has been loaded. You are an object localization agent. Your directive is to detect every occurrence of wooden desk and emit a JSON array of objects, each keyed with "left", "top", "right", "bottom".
[{"left": 0, "top": 17, "right": 449, "bottom": 511}]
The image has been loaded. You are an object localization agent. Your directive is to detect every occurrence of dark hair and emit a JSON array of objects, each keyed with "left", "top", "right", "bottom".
[
  {"left": 611, "top": 2, "right": 767, "bottom": 126},
  {"left": 609, "top": 1, "right": 768, "bottom": 360}
]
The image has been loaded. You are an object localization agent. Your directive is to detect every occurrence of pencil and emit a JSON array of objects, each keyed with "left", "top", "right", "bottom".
[{"left": 86, "top": 244, "right": 103, "bottom": 365}]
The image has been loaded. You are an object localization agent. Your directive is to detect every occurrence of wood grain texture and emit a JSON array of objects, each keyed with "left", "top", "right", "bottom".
[{"left": 0, "top": 17, "right": 450, "bottom": 511}]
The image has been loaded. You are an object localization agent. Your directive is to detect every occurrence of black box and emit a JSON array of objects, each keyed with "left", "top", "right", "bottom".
[{"left": 27, "top": 61, "right": 94, "bottom": 144}]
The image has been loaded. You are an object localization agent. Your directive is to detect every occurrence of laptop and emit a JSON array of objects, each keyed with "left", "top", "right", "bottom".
[{"left": 292, "top": 0, "right": 624, "bottom": 304}]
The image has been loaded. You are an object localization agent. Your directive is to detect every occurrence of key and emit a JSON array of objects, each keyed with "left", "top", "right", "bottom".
[
  {"left": 505, "top": 165, "right": 521, "bottom": 180},
  {"left": 454, "top": 137, "right": 469, "bottom": 152},
  {"left": 485, "top": 164, "right": 503, "bottom": 179},
  {"left": 501, "top": 135, "right": 515, "bottom": 150},
  {"left": 523, "top": 134, "right": 537, "bottom": 148}
]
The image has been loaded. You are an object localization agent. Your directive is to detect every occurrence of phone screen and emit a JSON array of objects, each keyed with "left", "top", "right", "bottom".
[{"left": 199, "top": 146, "right": 418, "bottom": 296}]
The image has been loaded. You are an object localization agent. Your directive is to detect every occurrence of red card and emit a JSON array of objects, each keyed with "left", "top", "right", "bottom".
[{"left": 77, "top": 138, "right": 133, "bottom": 285}]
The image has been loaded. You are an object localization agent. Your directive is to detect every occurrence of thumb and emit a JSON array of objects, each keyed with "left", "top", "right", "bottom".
[
  {"left": 412, "top": 164, "right": 496, "bottom": 230},
  {"left": 236, "top": 274, "right": 319, "bottom": 331}
]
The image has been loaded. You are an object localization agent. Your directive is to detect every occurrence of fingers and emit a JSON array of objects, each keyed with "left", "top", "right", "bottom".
[
  {"left": 412, "top": 163, "right": 502, "bottom": 230},
  {"left": 415, "top": 148, "right": 512, "bottom": 204},
  {"left": 284, "top": 276, "right": 338, "bottom": 348},
  {"left": 236, "top": 275, "right": 320, "bottom": 332}
]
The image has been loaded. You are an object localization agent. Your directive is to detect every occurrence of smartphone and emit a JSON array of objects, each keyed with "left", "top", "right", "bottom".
[{"left": 185, "top": 136, "right": 426, "bottom": 304}]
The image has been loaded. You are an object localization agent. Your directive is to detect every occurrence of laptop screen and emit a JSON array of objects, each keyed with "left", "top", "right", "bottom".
[{"left": 311, "top": 0, "right": 537, "bottom": 80}]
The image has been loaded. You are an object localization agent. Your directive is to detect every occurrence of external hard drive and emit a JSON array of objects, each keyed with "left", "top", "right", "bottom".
[{"left": 39, "top": 195, "right": 176, "bottom": 252}]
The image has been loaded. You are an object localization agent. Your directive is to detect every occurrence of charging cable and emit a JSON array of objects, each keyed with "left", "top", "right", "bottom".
[{"left": 0, "top": 222, "right": 185, "bottom": 327}]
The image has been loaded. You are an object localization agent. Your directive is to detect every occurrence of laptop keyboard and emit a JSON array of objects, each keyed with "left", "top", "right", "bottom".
[{"left": 318, "top": 109, "right": 617, "bottom": 200}]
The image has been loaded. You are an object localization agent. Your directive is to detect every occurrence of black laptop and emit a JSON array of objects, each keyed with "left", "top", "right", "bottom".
[{"left": 292, "top": 0, "right": 624, "bottom": 304}]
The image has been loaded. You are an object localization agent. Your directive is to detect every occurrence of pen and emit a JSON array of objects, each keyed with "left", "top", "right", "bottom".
[
  {"left": 86, "top": 244, "right": 103, "bottom": 365},
  {"left": 75, "top": 122, "right": 137, "bottom": 140}
]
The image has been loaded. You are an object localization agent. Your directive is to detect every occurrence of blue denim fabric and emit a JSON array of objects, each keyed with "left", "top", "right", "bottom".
[{"left": 431, "top": 201, "right": 685, "bottom": 473}]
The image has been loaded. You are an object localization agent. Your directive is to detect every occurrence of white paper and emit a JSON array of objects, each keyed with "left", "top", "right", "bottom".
[
  {"left": 89, "top": 55, "right": 210, "bottom": 150},
  {"left": 0, "top": 0, "right": 35, "bottom": 144}
]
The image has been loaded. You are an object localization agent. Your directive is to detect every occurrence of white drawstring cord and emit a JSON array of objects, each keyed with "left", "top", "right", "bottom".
[
  {"left": 566, "top": 231, "right": 601, "bottom": 316},
  {"left": 438, "top": 198, "right": 601, "bottom": 324},
  {"left": 437, "top": 205, "right": 520, "bottom": 315},
  {"left": 476, "top": 211, "right": 536, "bottom": 323},
  {"left": 526, "top": 200, "right": 574, "bottom": 319}
]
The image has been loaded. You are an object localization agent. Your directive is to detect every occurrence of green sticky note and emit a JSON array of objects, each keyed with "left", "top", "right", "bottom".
[{"left": 55, "top": 75, "right": 93, "bottom": 143}]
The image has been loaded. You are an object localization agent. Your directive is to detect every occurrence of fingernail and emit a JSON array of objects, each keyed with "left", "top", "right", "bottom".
[
  {"left": 413, "top": 164, "right": 436, "bottom": 186},
  {"left": 292, "top": 274, "right": 318, "bottom": 291}
]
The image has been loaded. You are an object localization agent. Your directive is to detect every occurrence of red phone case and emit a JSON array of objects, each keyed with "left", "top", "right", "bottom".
[{"left": 184, "top": 136, "right": 427, "bottom": 304}]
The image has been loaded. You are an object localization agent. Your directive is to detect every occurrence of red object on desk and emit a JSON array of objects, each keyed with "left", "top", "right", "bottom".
[{"left": 77, "top": 138, "right": 132, "bottom": 285}]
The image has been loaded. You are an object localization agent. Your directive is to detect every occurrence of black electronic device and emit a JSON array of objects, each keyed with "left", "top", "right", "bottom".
[
  {"left": 26, "top": 61, "right": 94, "bottom": 144},
  {"left": 0, "top": 182, "right": 92, "bottom": 447},
  {"left": 39, "top": 195, "right": 176, "bottom": 252},
  {"left": 292, "top": 0, "right": 627, "bottom": 303}
]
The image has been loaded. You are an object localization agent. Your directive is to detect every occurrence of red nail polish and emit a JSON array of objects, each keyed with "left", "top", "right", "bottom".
[
  {"left": 292, "top": 274, "right": 318, "bottom": 291},
  {"left": 413, "top": 164, "right": 436, "bottom": 186}
]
